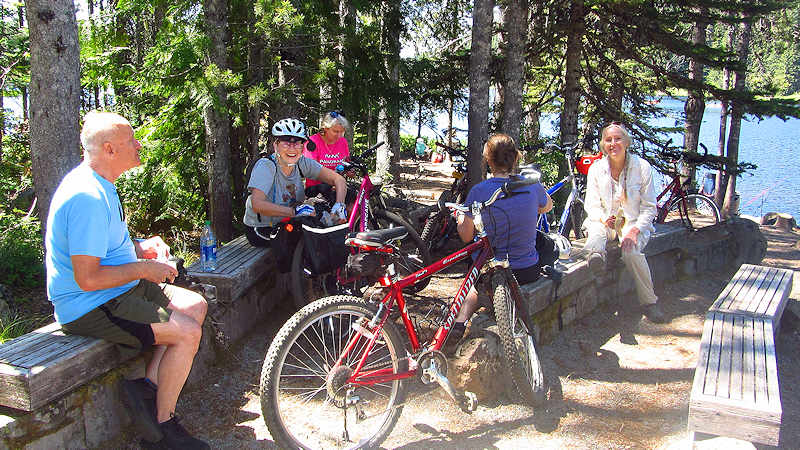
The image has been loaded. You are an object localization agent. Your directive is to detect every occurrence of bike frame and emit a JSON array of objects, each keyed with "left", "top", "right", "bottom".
[
  {"left": 655, "top": 171, "right": 691, "bottom": 223},
  {"left": 347, "top": 171, "right": 374, "bottom": 232},
  {"left": 536, "top": 145, "right": 584, "bottom": 235},
  {"left": 340, "top": 234, "right": 498, "bottom": 386}
]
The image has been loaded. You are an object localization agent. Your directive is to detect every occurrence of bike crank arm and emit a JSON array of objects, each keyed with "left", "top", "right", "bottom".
[{"left": 422, "top": 358, "right": 478, "bottom": 413}]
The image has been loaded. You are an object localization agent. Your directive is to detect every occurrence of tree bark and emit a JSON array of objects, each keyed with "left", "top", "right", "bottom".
[
  {"left": 723, "top": 16, "right": 752, "bottom": 218},
  {"left": 500, "top": 0, "right": 528, "bottom": 143},
  {"left": 203, "top": 0, "right": 233, "bottom": 241},
  {"left": 715, "top": 24, "right": 735, "bottom": 208},
  {"left": 466, "top": 0, "right": 494, "bottom": 190},
  {"left": 683, "top": 15, "right": 708, "bottom": 185},
  {"left": 25, "top": 0, "right": 82, "bottom": 230},
  {"left": 376, "top": 0, "right": 402, "bottom": 180},
  {"left": 560, "top": 0, "right": 583, "bottom": 147}
]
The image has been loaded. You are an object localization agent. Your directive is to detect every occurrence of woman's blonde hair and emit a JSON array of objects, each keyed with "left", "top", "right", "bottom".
[
  {"left": 599, "top": 122, "right": 632, "bottom": 205},
  {"left": 320, "top": 111, "right": 350, "bottom": 131},
  {"left": 599, "top": 122, "right": 632, "bottom": 154}
]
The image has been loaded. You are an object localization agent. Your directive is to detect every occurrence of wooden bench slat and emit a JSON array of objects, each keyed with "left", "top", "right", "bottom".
[
  {"left": 730, "top": 266, "right": 771, "bottom": 313},
  {"left": 691, "top": 314, "right": 716, "bottom": 399},
  {"left": 729, "top": 315, "right": 744, "bottom": 401},
  {"left": 764, "top": 320, "right": 781, "bottom": 410},
  {"left": 762, "top": 270, "right": 793, "bottom": 319},
  {"left": 737, "top": 266, "right": 772, "bottom": 314},
  {"left": 712, "top": 264, "right": 757, "bottom": 312},
  {"left": 716, "top": 314, "right": 733, "bottom": 398},
  {"left": 742, "top": 316, "right": 755, "bottom": 404},
  {"left": 704, "top": 312, "right": 724, "bottom": 396},
  {"left": 753, "top": 317, "right": 768, "bottom": 406},
  {"left": 10, "top": 335, "right": 95, "bottom": 367}
]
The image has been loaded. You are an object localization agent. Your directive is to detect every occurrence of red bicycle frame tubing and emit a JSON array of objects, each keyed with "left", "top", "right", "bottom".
[
  {"left": 347, "top": 174, "right": 373, "bottom": 231},
  {"left": 345, "top": 237, "right": 494, "bottom": 387}
]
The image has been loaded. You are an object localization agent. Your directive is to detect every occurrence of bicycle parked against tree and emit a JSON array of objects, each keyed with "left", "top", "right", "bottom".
[
  {"left": 260, "top": 175, "right": 547, "bottom": 449},
  {"left": 654, "top": 142, "right": 721, "bottom": 231},
  {"left": 419, "top": 142, "right": 470, "bottom": 252},
  {"left": 523, "top": 141, "right": 600, "bottom": 240},
  {"left": 291, "top": 142, "right": 432, "bottom": 308}
]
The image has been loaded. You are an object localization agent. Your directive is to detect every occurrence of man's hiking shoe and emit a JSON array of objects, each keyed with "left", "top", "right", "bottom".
[
  {"left": 157, "top": 417, "right": 210, "bottom": 450},
  {"left": 642, "top": 303, "right": 667, "bottom": 324},
  {"left": 587, "top": 252, "right": 605, "bottom": 277},
  {"left": 442, "top": 322, "right": 467, "bottom": 357},
  {"left": 120, "top": 378, "right": 162, "bottom": 443}
]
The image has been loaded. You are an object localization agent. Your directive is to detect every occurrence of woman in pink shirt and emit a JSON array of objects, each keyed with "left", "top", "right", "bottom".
[{"left": 304, "top": 111, "right": 350, "bottom": 188}]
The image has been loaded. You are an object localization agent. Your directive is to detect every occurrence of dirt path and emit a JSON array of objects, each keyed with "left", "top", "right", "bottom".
[{"left": 116, "top": 160, "right": 800, "bottom": 449}]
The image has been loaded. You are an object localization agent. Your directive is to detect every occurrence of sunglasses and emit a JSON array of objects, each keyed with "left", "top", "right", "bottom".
[
  {"left": 277, "top": 137, "right": 306, "bottom": 145},
  {"left": 329, "top": 111, "right": 341, "bottom": 119}
]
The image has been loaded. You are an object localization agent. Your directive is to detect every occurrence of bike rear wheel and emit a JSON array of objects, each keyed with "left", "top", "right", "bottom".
[
  {"left": 373, "top": 209, "right": 432, "bottom": 292},
  {"left": 491, "top": 270, "right": 547, "bottom": 407},
  {"left": 260, "top": 296, "right": 407, "bottom": 449},
  {"left": 667, "top": 193, "right": 721, "bottom": 231}
]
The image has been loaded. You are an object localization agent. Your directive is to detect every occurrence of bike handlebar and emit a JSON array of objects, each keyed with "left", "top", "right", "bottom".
[
  {"left": 435, "top": 142, "right": 466, "bottom": 158},
  {"left": 338, "top": 141, "right": 385, "bottom": 175},
  {"left": 444, "top": 174, "right": 540, "bottom": 214}
]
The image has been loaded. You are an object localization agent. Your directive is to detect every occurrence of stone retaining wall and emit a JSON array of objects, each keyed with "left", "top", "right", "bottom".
[{"left": 0, "top": 218, "right": 765, "bottom": 448}]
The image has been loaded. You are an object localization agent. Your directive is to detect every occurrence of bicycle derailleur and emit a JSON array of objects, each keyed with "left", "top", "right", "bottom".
[{"left": 417, "top": 350, "right": 478, "bottom": 413}]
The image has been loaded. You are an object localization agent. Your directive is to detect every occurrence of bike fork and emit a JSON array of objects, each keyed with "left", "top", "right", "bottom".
[{"left": 421, "top": 358, "right": 478, "bottom": 413}]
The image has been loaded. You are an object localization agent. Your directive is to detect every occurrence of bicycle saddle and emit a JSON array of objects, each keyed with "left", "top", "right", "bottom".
[{"left": 346, "top": 227, "right": 408, "bottom": 248}]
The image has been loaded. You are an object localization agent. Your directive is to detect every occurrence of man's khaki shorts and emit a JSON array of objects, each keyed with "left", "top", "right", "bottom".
[{"left": 62, "top": 280, "right": 178, "bottom": 360}]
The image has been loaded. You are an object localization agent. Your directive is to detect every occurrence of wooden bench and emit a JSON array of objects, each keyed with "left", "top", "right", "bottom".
[
  {"left": 0, "top": 234, "right": 275, "bottom": 412},
  {"left": 185, "top": 234, "right": 272, "bottom": 304},
  {"left": 708, "top": 263, "right": 794, "bottom": 330},
  {"left": 688, "top": 263, "right": 794, "bottom": 446},
  {"left": 0, "top": 322, "right": 129, "bottom": 411}
]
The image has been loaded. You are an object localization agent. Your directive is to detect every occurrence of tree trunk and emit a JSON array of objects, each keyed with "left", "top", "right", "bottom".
[
  {"left": 500, "top": 0, "right": 528, "bottom": 143},
  {"left": 560, "top": 0, "right": 583, "bottom": 146},
  {"left": 683, "top": 15, "right": 708, "bottom": 186},
  {"left": 22, "top": 86, "right": 29, "bottom": 121},
  {"left": 203, "top": 0, "right": 233, "bottom": 241},
  {"left": 715, "top": 25, "right": 735, "bottom": 208},
  {"left": 447, "top": 97, "right": 454, "bottom": 148},
  {"left": 466, "top": 0, "right": 494, "bottom": 190},
  {"left": 376, "top": 0, "right": 402, "bottom": 180},
  {"left": 524, "top": 110, "right": 541, "bottom": 143},
  {"left": 25, "top": 0, "right": 82, "bottom": 230},
  {"left": 246, "top": 7, "right": 265, "bottom": 161},
  {"left": 723, "top": 16, "right": 752, "bottom": 218}
]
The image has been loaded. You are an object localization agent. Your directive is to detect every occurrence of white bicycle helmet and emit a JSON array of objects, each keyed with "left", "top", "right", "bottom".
[
  {"left": 549, "top": 233, "right": 572, "bottom": 260},
  {"left": 272, "top": 118, "right": 307, "bottom": 140}
]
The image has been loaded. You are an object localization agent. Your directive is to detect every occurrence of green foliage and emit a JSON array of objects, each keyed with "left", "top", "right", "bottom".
[
  {"left": 0, "top": 312, "right": 51, "bottom": 344},
  {"left": 0, "top": 213, "right": 43, "bottom": 288}
]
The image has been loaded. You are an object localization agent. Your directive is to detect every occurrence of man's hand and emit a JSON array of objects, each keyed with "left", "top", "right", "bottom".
[
  {"left": 621, "top": 226, "right": 640, "bottom": 252},
  {"left": 604, "top": 215, "right": 616, "bottom": 229},
  {"left": 140, "top": 260, "right": 179, "bottom": 284},
  {"left": 136, "top": 236, "right": 171, "bottom": 261}
]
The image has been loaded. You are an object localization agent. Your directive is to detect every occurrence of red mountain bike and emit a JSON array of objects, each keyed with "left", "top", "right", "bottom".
[{"left": 259, "top": 175, "right": 547, "bottom": 449}]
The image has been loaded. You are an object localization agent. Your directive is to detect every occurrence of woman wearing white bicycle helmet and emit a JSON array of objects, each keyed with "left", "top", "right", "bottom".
[
  {"left": 243, "top": 118, "right": 347, "bottom": 246},
  {"left": 443, "top": 133, "right": 553, "bottom": 355},
  {"left": 583, "top": 122, "right": 666, "bottom": 323}
]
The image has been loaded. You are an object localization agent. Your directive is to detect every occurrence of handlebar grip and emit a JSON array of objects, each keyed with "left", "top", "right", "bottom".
[{"left": 502, "top": 178, "right": 537, "bottom": 196}]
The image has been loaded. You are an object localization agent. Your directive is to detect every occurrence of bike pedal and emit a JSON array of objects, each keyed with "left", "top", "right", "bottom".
[{"left": 459, "top": 391, "right": 478, "bottom": 413}]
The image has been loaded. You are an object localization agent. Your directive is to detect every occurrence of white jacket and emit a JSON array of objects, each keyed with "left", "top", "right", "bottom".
[{"left": 583, "top": 153, "right": 657, "bottom": 236}]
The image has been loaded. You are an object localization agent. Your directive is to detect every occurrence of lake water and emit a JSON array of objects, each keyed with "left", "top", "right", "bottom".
[
  {"left": 652, "top": 97, "right": 800, "bottom": 220},
  {"left": 413, "top": 97, "right": 800, "bottom": 220}
]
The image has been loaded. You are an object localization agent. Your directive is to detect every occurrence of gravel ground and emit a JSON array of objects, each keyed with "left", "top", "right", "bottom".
[{"left": 115, "top": 160, "right": 800, "bottom": 449}]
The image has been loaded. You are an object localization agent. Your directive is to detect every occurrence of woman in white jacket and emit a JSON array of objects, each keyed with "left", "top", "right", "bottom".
[{"left": 583, "top": 123, "right": 666, "bottom": 323}]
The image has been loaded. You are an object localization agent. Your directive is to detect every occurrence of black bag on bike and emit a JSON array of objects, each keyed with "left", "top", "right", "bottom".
[
  {"left": 535, "top": 231, "right": 559, "bottom": 267},
  {"left": 300, "top": 219, "right": 350, "bottom": 275},
  {"left": 269, "top": 221, "right": 303, "bottom": 273},
  {"left": 345, "top": 252, "right": 389, "bottom": 281}
]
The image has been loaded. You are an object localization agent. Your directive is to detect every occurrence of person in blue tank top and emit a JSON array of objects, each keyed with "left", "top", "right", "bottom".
[
  {"left": 45, "top": 111, "right": 210, "bottom": 448},
  {"left": 443, "top": 133, "right": 553, "bottom": 355}
]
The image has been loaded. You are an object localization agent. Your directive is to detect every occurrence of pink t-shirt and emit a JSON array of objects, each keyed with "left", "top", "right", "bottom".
[{"left": 304, "top": 133, "right": 350, "bottom": 187}]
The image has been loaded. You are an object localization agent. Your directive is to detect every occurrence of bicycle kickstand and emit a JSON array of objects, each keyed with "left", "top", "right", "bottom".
[{"left": 422, "top": 358, "right": 478, "bottom": 413}]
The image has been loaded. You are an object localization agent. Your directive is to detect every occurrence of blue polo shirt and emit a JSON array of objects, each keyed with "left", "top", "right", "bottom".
[{"left": 45, "top": 163, "right": 139, "bottom": 324}]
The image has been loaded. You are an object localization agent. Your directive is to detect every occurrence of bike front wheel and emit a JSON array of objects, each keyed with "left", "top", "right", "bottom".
[
  {"left": 667, "top": 193, "right": 721, "bottom": 231},
  {"left": 260, "top": 295, "right": 407, "bottom": 449},
  {"left": 491, "top": 271, "right": 547, "bottom": 407}
]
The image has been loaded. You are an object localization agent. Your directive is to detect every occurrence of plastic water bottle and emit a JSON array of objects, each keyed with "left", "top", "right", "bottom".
[{"left": 200, "top": 220, "right": 217, "bottom": 272}]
